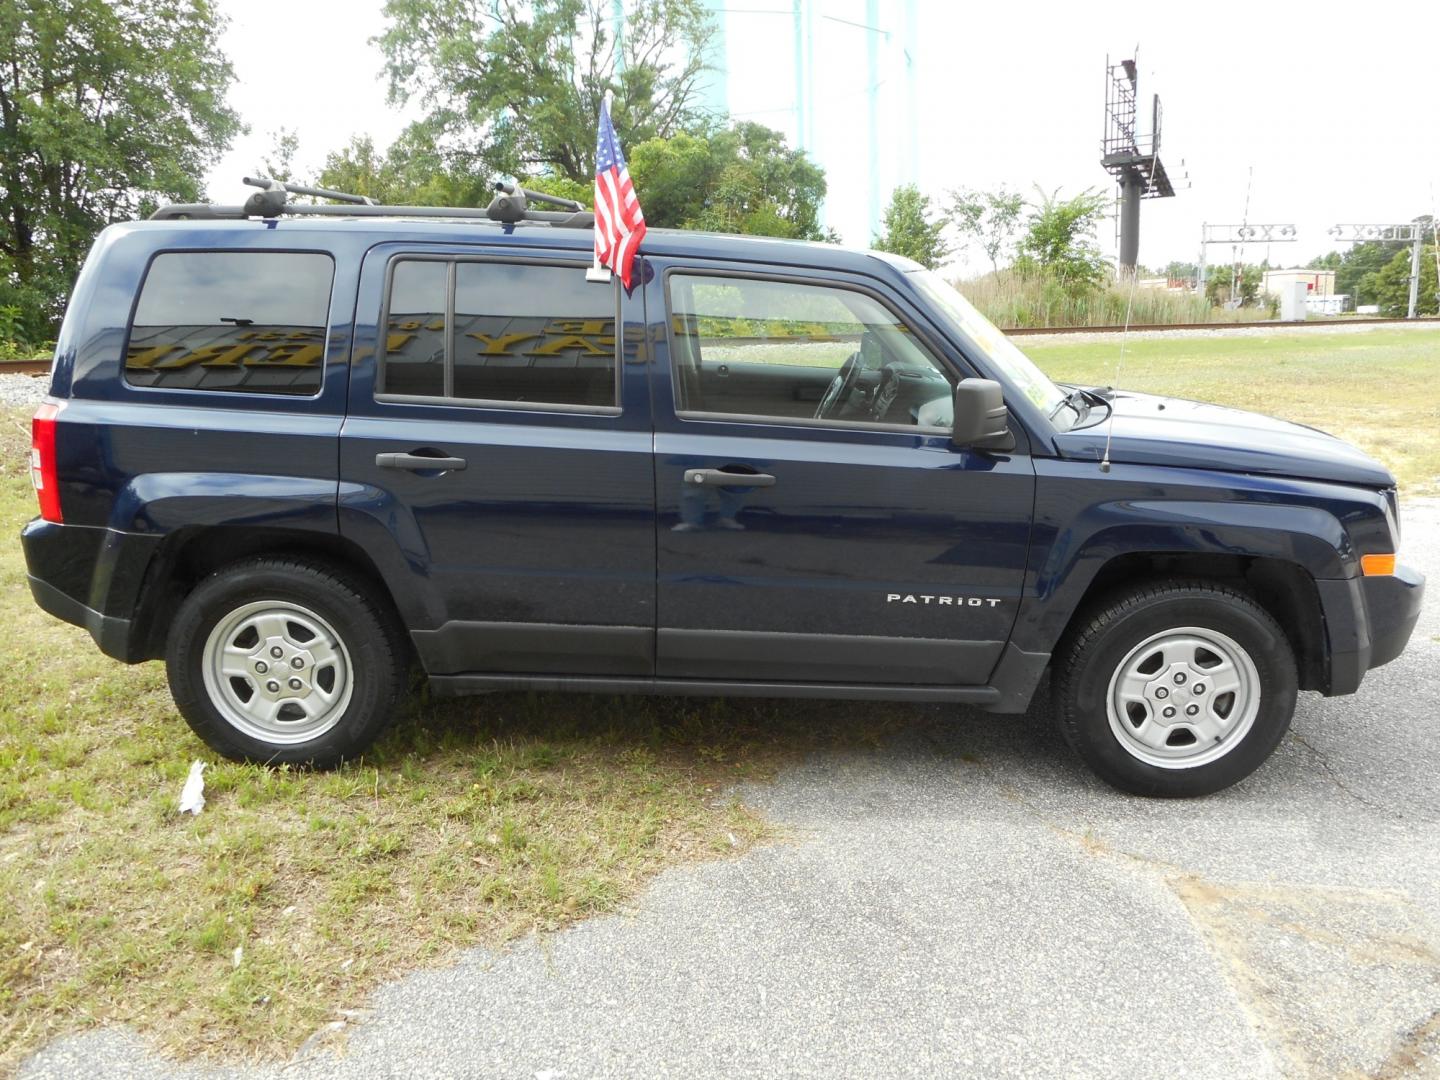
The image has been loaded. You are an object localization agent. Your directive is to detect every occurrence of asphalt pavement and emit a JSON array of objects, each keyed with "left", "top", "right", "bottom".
[{"left": 22, "top": 501, "right": 1440, "bottom": 1079}]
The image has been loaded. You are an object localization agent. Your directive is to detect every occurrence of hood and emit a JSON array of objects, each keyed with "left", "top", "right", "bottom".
[{"left": 1052, "top": 390, "right": 1394, "bottom": 488}]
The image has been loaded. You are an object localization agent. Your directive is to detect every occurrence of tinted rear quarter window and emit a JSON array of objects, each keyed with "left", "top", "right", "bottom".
[{"left": 125, "top": 251, "right": 334, "bottom": 395}]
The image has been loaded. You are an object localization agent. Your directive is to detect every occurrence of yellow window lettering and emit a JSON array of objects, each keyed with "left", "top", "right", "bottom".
[
  {"left": 155, "top": 343, "right": 264, "bottom": 369},
  {"left": 125, "top": 344, "right": 184, "bottom": 369},
  {"left": 385, "top": 333, "right": 417, "bottom": 353},
  {"left": 529, "top": 334, "right": 608, "bottom": 356},
  {"left": 546, "top": 319, "right": 612, "bottom": 336},
  {"left": 467, "top": 332, "right": 537, "bottom": 355},
  {"left": 247, "top": 343, "right": 325, "bottom": 367}
]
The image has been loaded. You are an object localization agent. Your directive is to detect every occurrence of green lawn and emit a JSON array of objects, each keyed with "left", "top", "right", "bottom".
[{"left": 1022, "top": 327, "right": 1440, "bottom": 495}]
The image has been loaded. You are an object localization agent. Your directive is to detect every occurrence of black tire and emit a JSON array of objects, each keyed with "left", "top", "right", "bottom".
[
  {"left": 166, "top": 557, "right": 407, "bottom": 767},
  {"left": 1053, "top": 580, "right": 1297, "bottom": 797}
]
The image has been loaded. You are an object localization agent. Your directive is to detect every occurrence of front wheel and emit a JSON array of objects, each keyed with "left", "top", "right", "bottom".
[
  {"left": 1053, "top": 581, "right": 1297, "bottom": 797},
  {"left": 166, "top": 558, "right": 407, "bottom": 767}
]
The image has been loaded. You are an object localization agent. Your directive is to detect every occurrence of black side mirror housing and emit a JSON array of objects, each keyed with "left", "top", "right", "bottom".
[{"left": 951, "top": 378, "right": 1015, "bottom": 451}]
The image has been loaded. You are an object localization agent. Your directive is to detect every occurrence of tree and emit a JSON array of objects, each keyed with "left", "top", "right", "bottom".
[
  {"left": 1161, "top": 260, "right": 1198, "bottom": 284},
  {"left": 1205, "top": 263, "right": 1263, "bottom": 307},
  {"left": 629, "top": 123, "right": 827, "bottom": 240},
  {"left": 1015, "top": 187, "right": 1109, "bottom": 290},
  {"left": 947, "top": 186, "right": 1023, "bottom": 273},
  {"left": 872, "top": 185, "right": 949, "bottom": 269},
  {"left": 376, "top": 0, "right": 715, "bottom": 185},
  {"left": 1366, "top": 244, "right": 1437, "bottom": 317},
  {"left": 314, "top": 119, "right": 828, "bottom": 242},
  {"left": 0, "top": 0, "right": 240, "bottom": 341}
]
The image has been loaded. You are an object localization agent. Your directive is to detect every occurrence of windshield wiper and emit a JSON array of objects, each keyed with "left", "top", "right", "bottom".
[{"left": 1048, "top": 384, "right": 1088, "bottom": 422}]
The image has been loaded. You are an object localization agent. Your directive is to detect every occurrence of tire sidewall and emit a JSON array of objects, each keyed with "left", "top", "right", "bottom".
[
  {"left": 167, "top": 562, "right": 400, "bottom": 766},
  {"left": 1060, "top": 589, "right": 1297, "bottom": 797}
]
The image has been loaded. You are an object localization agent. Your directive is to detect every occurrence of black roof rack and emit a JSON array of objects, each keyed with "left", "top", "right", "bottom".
[{"left": 150, "top": 177, "right": 595, "bottom": 229}]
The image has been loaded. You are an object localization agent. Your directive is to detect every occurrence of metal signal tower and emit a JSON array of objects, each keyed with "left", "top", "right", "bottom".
[
  {"left": 1328, "top": 223, "right": 1431, "bottom": 318},
  {"left": 1101, "top": 56, "right": 1176, "bottom": 273}
]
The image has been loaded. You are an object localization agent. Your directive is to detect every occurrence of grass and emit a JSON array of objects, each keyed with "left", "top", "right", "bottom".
[
  {"left": 1023, "top": 326, "right": 1440, "bottom": 494},
  {"left": 958, "top": 272, "right": 1264, "bottom": 329},
  {"left": 0, "top": 405, "right": 926, "bottom": 1073}
]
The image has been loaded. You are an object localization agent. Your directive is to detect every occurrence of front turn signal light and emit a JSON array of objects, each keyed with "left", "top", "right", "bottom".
[{"left": 1361, "top": 553, "right": 1397, "bottom": 576}]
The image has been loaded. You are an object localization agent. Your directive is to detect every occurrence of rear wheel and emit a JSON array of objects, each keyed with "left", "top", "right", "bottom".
[
  {"left": 1053, "top": 581, "right": 1297, "bottom": 797},
  {"left": 166, "top": 558, "right": 406, "bottom": 767}
]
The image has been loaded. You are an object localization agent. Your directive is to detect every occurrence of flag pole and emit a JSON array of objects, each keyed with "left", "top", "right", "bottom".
[{"left": 586, "top": 89, "right": 615, "bottom": 283}]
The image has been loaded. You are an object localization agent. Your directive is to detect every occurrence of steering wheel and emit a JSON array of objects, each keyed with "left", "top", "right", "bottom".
[{"left": 814, "top": 353, "right": 862, "bottom": 420}]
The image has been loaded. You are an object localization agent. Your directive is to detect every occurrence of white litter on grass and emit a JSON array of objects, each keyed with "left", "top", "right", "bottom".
[
  {"left": 232, "top": 944, "right": 243, "bottom": 968},
  {"left": 178, "top": 760, "right": 207, "bottom": 815}
]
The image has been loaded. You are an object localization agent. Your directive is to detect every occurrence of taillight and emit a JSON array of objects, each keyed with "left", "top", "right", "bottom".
[{"left": 31, "top": 402, "right": 63, "bottom": 523}]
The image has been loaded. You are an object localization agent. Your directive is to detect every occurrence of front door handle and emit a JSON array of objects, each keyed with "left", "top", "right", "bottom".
[
  {"left": 376, "top": 451, "right": 468, "bottom": 472},
  {"left": 684, "top": 468, "right": 776, "bottom": 487}
]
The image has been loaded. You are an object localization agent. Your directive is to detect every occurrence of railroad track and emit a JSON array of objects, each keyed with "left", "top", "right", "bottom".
[{"left": 0, "top": 359, "right": 51, "bottom": 376}]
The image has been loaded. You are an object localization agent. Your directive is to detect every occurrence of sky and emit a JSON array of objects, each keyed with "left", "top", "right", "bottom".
[{"left": 204, "top": 0, "right": 1440, "bottom": 274}]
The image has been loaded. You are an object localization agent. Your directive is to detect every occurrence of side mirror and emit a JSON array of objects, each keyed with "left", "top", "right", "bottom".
[{"left": 951, "top": 378, "right": 1015, "bottom": 451}]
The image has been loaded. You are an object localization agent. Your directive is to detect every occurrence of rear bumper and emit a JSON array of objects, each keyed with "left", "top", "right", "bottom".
[
  {"left": 27, "top": 573, "right": 136, "bottom": 661},
  {"left": 21, "top": 518, "right": 158, "bottom": 662},
  {"left": 1318, "top": 564, "right": 1425, "bottom": 695}
]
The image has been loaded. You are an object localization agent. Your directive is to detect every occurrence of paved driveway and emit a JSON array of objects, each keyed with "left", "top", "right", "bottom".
[{"left": 24, "top": 502, "right": 1440, "bottom": 1079}]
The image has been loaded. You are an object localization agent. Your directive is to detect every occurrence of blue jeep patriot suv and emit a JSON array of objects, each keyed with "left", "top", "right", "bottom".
[{"left": 21, "top": 181, "right": 1425, "bottom": 797}]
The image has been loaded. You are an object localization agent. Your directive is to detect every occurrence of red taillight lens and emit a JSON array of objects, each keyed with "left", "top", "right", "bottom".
[{"left": 31, "top": 402, "right": 63, "bottom": 523}]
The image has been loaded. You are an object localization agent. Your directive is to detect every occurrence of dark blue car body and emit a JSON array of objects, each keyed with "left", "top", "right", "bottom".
[{"left": 22, "top": 217, "right": 1424, "bottom": 723}]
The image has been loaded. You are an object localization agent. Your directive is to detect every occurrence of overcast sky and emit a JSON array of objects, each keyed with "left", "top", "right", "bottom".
[{"left": 204, "top": 0, "right": 1440, "bottom": 273}]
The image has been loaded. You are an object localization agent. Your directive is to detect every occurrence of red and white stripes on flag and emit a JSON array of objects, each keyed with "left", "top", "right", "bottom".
[{"left": 593, "top": 93, "right": 646, "bottom": 289}]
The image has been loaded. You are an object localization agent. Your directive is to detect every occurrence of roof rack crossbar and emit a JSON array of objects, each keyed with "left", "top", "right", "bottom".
[
  {"left": 148, "top": 177, "right": 595, "bottom": 229},
  {"left": 242, "top": 175, "right": 378, "bottom": 206}
]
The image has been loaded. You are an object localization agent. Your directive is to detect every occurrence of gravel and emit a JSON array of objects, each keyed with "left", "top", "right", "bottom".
[
  {"left": 0, "top": 373, "right": 49, "bottom": 407},
  {"left": 20, "top": 502, "right": 1440, "bottom": 1080}
]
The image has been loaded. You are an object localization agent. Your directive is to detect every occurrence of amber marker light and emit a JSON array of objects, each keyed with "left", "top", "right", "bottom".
[{"left": 1360, "top": 553, "right": 1397, "bottom": 576}]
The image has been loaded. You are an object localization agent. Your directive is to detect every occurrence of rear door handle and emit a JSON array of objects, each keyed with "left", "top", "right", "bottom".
[
  {"left": 684, "top": 468, "right": 776, "bottom": 487},
  {"left": 376, "top": 451, "right": 468, "bottom": 471}
]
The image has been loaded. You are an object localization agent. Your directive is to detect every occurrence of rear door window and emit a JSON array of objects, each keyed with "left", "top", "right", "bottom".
[
  {"left": 125, "top": 251, "right": 334, "bottom": 395},
  {"left": 379, "top": 258, "right": 618, "bottom": 409}
]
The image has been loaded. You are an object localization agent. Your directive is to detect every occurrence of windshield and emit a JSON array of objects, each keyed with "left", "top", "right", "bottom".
[{"left": 907, "top": 269, "right": 1069, "bottom": 422}]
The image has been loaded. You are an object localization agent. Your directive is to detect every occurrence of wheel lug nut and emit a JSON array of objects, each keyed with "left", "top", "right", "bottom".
[
  {"left": 288, "top": 678, "right": 303, "bottom": 691},
  {"left": 266, "top": 680, "right": 280, "bottom": 693},
  {"left": 270, "top": 646, "right": 284, "bottom": 659},
  {"left": 1186, "top": 704, "right": 1200, "bottom": 716},
  {"left": 255, "top": 661, "right": 268, "bottom": 674},
  {"left": 291, "top": 657, "right": 304, "bottom": 669},
  {"left": 1193, "top": 683, "right": 1205, "bottom": 695},
  {"left": 1173, "top": 672, "right": 1187, "bottom": 684},
  {"left": 1155, "top": 687, "right": 1169, "bottom": 699},
  {"left": 1163, "top": 706, "right": 1176, "bottom": 718}
]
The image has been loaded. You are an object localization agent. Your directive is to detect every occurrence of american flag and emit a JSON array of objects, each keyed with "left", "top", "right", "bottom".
[{"left": 593, "top": 94, "right": 646, "bottom": 289}]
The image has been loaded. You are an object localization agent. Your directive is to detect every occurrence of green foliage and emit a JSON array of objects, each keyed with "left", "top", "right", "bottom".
[
  {"left": 315, "top": 119, "right": 828, "bottom": 244},
  {"left": 946, "top": 187, "right": 1023, "bottom": 272},
  {"left": 376, "top": 0, "right": 715, "bottom": 184},
  {"left": 0, "top": 0, "right": 241, "bottom": 340},
  {"left": 872, "top": 185, "right": 950, "bottom": 269},
  {"left": 628, "top": 122, "right": 828, "bottom": 240},
  {"left": 1205, "top": 263, "right": 1264, "bottom": 307},
  {"left": 957, "top": 271, "right": 1252, "bottom": 329},
  {"left": 1161, "top": 260, "right": 1199, "bottom": 283},
  {"left": 1015, "top": 187, "right": 1110, "bottom": 291},
  {"left": 1364, "top": 245, "right": 1438, "bottom": 317}
]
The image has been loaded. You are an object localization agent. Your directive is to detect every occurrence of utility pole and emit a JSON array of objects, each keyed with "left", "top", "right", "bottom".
[{"left": 1328, "top": 223, "right": 1428, "bottom": 318}]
